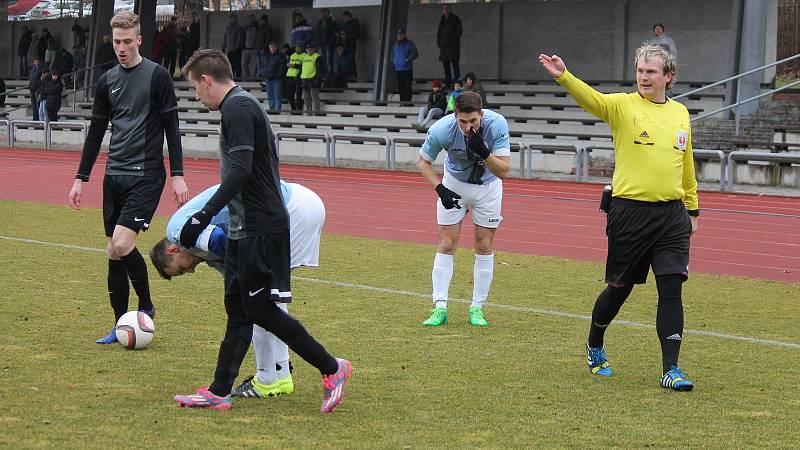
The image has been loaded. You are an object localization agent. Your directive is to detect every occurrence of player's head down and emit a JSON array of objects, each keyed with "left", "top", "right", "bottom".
[
  {"left": 454, "top": 92, "right": 484, "bottom": 135},
  {"left": 634, "top": 44, "right": 676, "bottom": 97},
  {"left": 149, "top": 238, "right": 203, "bottom": 280},
  {"left": 182, "top": 49, "right": 234, "bottom": 110}
]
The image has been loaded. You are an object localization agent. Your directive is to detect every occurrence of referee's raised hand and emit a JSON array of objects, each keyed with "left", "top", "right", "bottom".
[
  {"left": 539, "top": 54, "right": 566, "bottom": 78},
  {"left": 435, "top": 183, "right": 461, "bottom": 210}
]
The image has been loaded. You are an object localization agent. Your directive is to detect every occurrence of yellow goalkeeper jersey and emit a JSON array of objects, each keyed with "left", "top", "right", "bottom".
[{"left": 556, "top": 69, "right": 699, "bottom": 211}]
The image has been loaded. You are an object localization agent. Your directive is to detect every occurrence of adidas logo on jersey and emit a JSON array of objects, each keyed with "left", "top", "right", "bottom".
[
  {"left": 666, "top": 333, "right": 682, "bottom": 341},
  {"left": 639, "top": 130, "right": 650, "bottom": 138}
]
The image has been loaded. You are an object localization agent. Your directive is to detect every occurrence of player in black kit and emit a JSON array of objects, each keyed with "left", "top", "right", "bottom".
[{"left": 68, "top": 12, "right": 189, "bottom": 344}]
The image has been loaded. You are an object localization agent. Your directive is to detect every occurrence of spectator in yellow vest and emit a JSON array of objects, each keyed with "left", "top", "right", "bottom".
[
  {"left": 286, "top": 43, "right": 304, "bottom": 112},
  {"left": 300, "top": 43, "right": 323, "bottom": 115}
]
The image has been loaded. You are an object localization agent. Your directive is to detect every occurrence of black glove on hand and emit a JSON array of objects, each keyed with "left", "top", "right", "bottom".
[
  {"left": 469, "top": 127, "right": 491, "bottom": 160},
  {"left": 179, "top": 209, "right": 212, "bottom": 248},
  {"left": 435, "top": 183, "right": 461, "bottom": 210}
]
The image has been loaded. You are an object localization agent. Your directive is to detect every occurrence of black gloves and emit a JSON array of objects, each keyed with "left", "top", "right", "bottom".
[
  {"left": 435, "top": 183, "right": 461, "bottom": 210},
  {"left": 179, "top": 209, "right": 212, "bottom": 248},
  {"left": 468, "top": 127, "right": 491, "bottom": 160}
]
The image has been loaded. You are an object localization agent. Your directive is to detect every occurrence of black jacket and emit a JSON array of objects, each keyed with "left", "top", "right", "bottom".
[
  {"left": 341, "top": 19, "right": 360, "bottom": 53},
  {"left": 96, "top": 42, "right": 116, "bottom": 70},
  {"left": 41, "top": 77, "right": 63, "bottom": 110},
  {"left": 29, "top": 65, "right": 43, "bottom": 92},
  {"left": 315, "top": 16, "right": 339, "bottom": 46},
  {"left": 437, "top": 13, "right": 462, "bottom": 61},
  {"left": 427, "top": 90, "right": 448, "bottom": 111},
  {"left": 260, "top": 51, "right": 286, "bottom": 81},
  {"left": 19, "top": 30, "right": 32, "bottom": 57}
]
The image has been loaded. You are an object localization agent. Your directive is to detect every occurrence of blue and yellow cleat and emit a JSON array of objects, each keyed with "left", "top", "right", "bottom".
[
  {"left": 96, "top": 328, "right": 118, "bottom": 344},
  {"left": 586, "top": 343, "right": 612, "bottom": 377},
  {"left": 661, "top": 366, "right": 694, "bottom": 391}
]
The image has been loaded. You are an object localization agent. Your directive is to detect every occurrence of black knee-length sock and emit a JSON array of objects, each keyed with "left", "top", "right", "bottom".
[
  {"left": 656, "top": 274, "right": 684, "bottom": 373},
  {"left": 107, "top": 259, "right": 129, "bottom": 322},
  {"left": 588, "top": 284, "right": 634, "bottom": 348},
  {"left": 120, "top": 247, "right": 153, "bottom": 311}
]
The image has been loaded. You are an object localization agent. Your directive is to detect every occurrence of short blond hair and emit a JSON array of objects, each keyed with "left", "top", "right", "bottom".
[
  {"left": 634, "top": 44, "right": 676, "bottom": 90},
  {"left": 110, "top": 11, "right": 141, "bottom": 35}
]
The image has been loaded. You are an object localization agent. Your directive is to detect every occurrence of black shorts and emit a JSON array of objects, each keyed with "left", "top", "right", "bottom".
[
  {"left": 102, "top": 174, "right": 166, "bottom": 237},
  {"left": 605, "top": 198, "right": 692, "bottom": 286},
  {"left": 224, "top": 231, "right": 292, "bottom": 308}
]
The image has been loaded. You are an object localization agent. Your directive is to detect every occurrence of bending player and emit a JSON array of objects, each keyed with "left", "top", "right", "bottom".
[
  {"left": 418, "top": 91, "right": 511, "bottom": 327},
  {"left": 150, "top": 181, "right": 325, "bottom": 399}
]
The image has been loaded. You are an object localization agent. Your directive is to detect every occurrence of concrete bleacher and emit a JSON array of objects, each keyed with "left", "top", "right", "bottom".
[{"left": 2, "top": 76, "right": 798, "bottom": 190}]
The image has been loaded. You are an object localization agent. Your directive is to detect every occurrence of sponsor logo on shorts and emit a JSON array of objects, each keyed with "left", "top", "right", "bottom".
[
  {"left": 248, "top": 287, "right": 265, "bottom": 297},
  {"left": 134, "top": 217, "right": 146, "bottom": 222},
  {"left": 488, "top": 218, "right": 500, "bottom": 223}
]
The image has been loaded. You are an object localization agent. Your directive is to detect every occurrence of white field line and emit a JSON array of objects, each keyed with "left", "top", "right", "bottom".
[{"left": 3, "top": 234, "right": 799, "bottom": 351}]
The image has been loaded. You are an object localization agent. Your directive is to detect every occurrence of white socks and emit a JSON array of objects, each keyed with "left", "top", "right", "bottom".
[
  {"left": 471, "top": 254, "right": 494, "bottom": 308},
  {"left": 255, "top": 302, "right": 291, "bottom": 385},
  {"left": 431, "top": 252, "right": 454, "bottom": 309}
]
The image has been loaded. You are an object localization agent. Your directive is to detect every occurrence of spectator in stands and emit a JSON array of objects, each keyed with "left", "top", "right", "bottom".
[
  {"left": 445, "top": 79, "right": 463, "bottom": 113},
  {"left": 392, "top": 29, "right": 419, "bottom": 105},
  {"left": 330, "top": 45, "right": 355, "bottom": 88},
  {"left": 241, "top": 14, "right": 260, "bottom": 81},
  {"left": 437, "top": 4, "right": 462, "bottom": 87},
  {"left": 184, "top": 13, "right": 201, "bottom": 61},
  {"left": 223, "top": 14, "right": 245, "bottom": 79},
  {"left": 463, "top": 72, "right": 487, "bottom": 107},
  {"left": 300, "top": 43, "right": 323, "bottom": 115},
  {"left": 19, "top": 25, "right": 33, "bottom": 78},
  {"left": 290, "top": 12, "right": 313, "bottom": 49},
  {"left": 29, "top": 57, "right": 43, "bottom": 121},
  {"left": 163, "top": 16, "right": 181, "bottom": 77},
  {"left": 45, "top": 37, "right": 58, "bottom": 69},
  {"left": 37, "top": 67, "right": 51, "bottom": 126},
  {"left": 28, "top": 32, "right": 41, "bottom": 74},
  {"left": 413, "top": 79, "right": 447, "bottom": 130},
  {"left": 648, "top": 23, "right": 677, "bottom": 58},
  {"left": 41, "top": 69, "right": 63, "bottom": 123},
  {"left": 52, "top": 46, "right": 74, "bottom": 87},
  {"left": 38, "top": 29, "right": 52, "bottom": 62},
  {"left": 152, "top": 26, "right": 166, "bottom": 65},
  {"left": 72, "top": 20, "right": 88, "bottom": 49},
  {"left": 339, "top": 11, "right": 360, "bottom": 78},
  {"left": 256, "top": 15, "right": 273, "bottom": 77},
  {"left": 96, "top": 34, "right": 117, "bottom": 73},
  {"left": 72, "top": 45, "right": 85, "bottom": 84},
  {"left": 286, "top": 43, "right": 304, "bottom": 112},
  {"left": 261, "top": 41, "right": 286, "bottom": 113},
  {"left": 315, "top": 8, "right": 338, "bottom": 83}
]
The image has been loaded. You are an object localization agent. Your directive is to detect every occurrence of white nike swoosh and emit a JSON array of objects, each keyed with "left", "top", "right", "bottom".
[
  {"left": 248, "top": 287, "right": 265, "bottom": 297},
  {"left": 112, "top": 88, "right": 121, "bottom": 94},
  {"left": 134, "top": 217, "right": 145, "bottom": 222}
]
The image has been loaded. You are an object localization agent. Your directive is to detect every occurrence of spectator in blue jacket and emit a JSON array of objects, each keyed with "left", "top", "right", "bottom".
[
  {"left": 260, "top": 41, "right": 287, "bottom": 113},
  {"left": 290, "top": 12, "right": 313, "bottom": 48},
  {"left": 392, "top": 29, "right": 418, "bottom": 104}
]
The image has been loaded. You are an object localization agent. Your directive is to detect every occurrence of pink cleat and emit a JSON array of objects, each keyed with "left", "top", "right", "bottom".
[
  {"left": 174, "top": 386, "right": 233, "bottom": 411},
  {"left": 320, "top": 358, "right": 353, "bottom": 413}
]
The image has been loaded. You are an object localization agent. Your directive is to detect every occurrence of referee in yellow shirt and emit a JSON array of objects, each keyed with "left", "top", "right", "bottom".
[{"left": 539, "top": 44, "right": 699, "bottom": 392}]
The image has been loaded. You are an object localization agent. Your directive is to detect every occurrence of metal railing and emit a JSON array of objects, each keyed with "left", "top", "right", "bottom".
[
  {"left": 726, "top": 151, "right": 800, "bottom": 192},
  {"left": 275, "top": 131, "right": 331, "bottom": 165},
  {"left": 524, "top": 141, "right": 583, "bottom": 179},
  {"left": 331, "top": 134, "right": 391, "bottom": 169},
  {"left": 0, "top": 119, "right": 9, "bottom": 146}
]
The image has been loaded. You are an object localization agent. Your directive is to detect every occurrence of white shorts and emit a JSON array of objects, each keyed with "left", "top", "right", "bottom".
[
  {"left": 437, "top": 172, "right": 503, "bottom": 228},
  {"left": 286, "top": 183, "right": 325, "bottom": 268}
]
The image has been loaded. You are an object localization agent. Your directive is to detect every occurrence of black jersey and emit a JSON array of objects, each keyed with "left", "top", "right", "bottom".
[
  {"left": 217, "top": 86, "right": 288, "bottom": 240},
  {"left": 76, "top": 58, "right": 183, "bottom": 181}
]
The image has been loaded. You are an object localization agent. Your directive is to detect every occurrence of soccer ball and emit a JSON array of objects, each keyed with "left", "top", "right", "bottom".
[{"left": 115, "top": 311, "right": 155, "bottom": 350}]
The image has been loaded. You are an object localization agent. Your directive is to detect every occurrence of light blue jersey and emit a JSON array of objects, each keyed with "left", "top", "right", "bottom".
[
  {"left": 419, "top": 109, "right": 511, "bottom": 184},
  {"left": 166, "top": 181, "right": 292, "bottom": 274}
]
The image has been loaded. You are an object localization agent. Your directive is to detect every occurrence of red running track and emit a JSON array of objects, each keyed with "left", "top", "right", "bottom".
[{"left": 1, "top": 148, "right": 798, "bottom": 283}]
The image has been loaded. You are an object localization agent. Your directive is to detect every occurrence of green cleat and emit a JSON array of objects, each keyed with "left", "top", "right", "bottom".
[
  {"left": 468, "top": 306, "right": 489, "bottom": 327},
  {"left": 232, "top": 374, "right": 294, "bottom": 398},
  {"left": 422, "top": 307, "right": 448, "bottom": 326}
]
